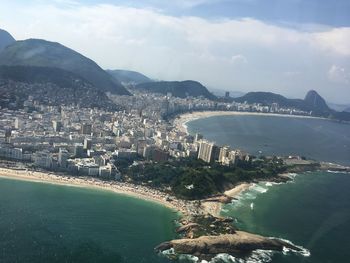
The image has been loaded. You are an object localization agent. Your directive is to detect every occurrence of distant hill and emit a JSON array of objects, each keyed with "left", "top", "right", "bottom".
[
  {"left": 0, "top": 39, "right": 130, "bottom": 95},
  {"left": 107, "top": 69, "right": 151, "bottom": 84},
  {"left": 0, "top": 29, "right": 15, "bottom": 52},
  {"left": 0, "top": 65, "right": 116, "bottom": 109},
  {"left": 344, "top": 107, "right": 350, "bottom": 113},
  {"left": 234, "top": 91, "right": 300, "bottom": 107},
  {"left": 303, "top": 90, "right": 330, "bottom": 115},
  {"left": 234, "top": 90, "right": 350, "bottom": 121},
  {"left": 135, "top": 80, "right": 217, "bottom": 100},
  {"left": 327, "top": 102, "right": 350, "bottom": 112}
]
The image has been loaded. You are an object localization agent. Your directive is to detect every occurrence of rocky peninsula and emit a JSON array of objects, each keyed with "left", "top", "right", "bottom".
[{"left": 155, "top": 231, "right": 302, "bottom": 261}]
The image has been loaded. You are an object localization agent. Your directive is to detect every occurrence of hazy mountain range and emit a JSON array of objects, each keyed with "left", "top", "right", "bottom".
[
  {"left": 234, "top": 90, "right": 350, "bottom": 120},
  {"left": 106, "top": 69, "right": 152, "bottom": 85},
  {"left": 0, "top": 28, "right": 349, "bottom": 121}
]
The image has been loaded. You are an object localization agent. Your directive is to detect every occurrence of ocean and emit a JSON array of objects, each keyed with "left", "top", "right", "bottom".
[
  {"left": 188, "top": 114, "right": 350, "bottom": 263},
  {"left": 0, "top": 179, "right": 177, "bottom": 263},
  {"left": 1, "top": 114, "right": 349, "bottom": 263}
]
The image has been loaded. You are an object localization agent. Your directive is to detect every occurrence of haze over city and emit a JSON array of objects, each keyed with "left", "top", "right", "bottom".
[{"left": 1, "top": 0, "right": 350, "bottom": 103}]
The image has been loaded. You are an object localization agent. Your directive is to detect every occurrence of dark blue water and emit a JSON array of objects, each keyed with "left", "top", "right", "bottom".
[
  {"left": 188, "top": 115, "right": 350, "bottom": 263},
  {"left": 188, "top": 115, "right": 350, "bottom": 166}
]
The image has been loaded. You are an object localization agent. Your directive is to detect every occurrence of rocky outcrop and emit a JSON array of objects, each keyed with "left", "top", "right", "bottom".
[
  {"left": 155, "top": 231, "right": 301, "bottom": 259},
  {"left": 203, "top": 195, "right": 233, "bottom": 204},
  {"left": 176, "top": 223, "right": 199, "bottom": 233}
]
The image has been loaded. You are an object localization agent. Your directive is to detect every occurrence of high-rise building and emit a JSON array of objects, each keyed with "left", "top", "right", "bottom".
[
  {"left": 194, "top": 133, "right": 203, "bottom": 143},
  {"left": 58, "top": 148, "right": 69, "bottom": 168},
  {"left": 198, "top": 140, "right": 220, "bottom": 163},
  {"left": 84, "top": 138, "right": 92, "bottom": 150},
  {"left": 73, "top": 143, "right": 84, "bottom": 157},
  {"left": 219, "top": 146, "right": 230, "bottom": 163},
  {"left": 225, "top": 91, "right": 230, "bottom": 98},
  {"left": 80, "top": 123, "right": 92, "bottom": 135},
  {"left": 52, "top": 120, "right": 63, "bottom": 132},
  {"left": 5, "top": 129, "right": 11, "bottom": 143},
  {"left": 14, "top": 118, "right": 24, "bottom": 129}
]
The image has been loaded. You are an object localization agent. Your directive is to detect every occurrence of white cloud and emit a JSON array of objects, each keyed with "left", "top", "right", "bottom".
[
  {"left": 148, "top": 0, "right": 226, "bottom": 9},
  {"left": 1, "top": 2, "right": 350, "bottom": 102},
  {"left": 313, "top": 28, "right": 350, "bottom": 56},
  {"left": 328, "top": 65, "right": 350, "bottom": 84},
  {"left": 230, "top": 54, "right": 248, "bottom": 65},
  {"left": 284, "top": 71, "right": 301, "bottom": 77}
]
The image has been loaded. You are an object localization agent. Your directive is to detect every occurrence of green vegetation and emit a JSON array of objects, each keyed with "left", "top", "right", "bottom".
[
  {"left": 135, "top": 80, "right": 217, "bottom": 100},
  {"left": 0, "top": 39, "right": 130, "bottom": 95},
  {"left": 194, "top": 215, "right": 236, "bottom": 237},
  {"left": 127, "top": 157, "right": 287, "bottom": 200}
]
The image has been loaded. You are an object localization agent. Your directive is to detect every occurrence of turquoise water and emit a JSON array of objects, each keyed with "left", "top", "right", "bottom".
[
  {"left": 188, "top": 115, "right": 350, "bottom": 263},
  {"left": 0, "top": 178, "right": 177, "bottom": 263}
]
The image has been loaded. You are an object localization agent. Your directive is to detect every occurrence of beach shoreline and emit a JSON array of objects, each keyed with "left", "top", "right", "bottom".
[
  {"left": 0, "top": 166, "right": 258, "bottom": 219},
  {"left": 0, "top": 167, "right": 188, "bottom": 215},
  {"left": 173, "top": 111, "right": 326, "bottom": 135},
  {"left": 200, "top": 183, "right": 254, "bottom": 217}
]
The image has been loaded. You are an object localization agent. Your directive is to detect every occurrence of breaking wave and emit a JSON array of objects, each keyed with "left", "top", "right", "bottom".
[
  {"left": 230, "top": 173, "right": 300, "bottom": 209},
  {"left": 162, "top": 239, "right": 310, "bottom": 263}
]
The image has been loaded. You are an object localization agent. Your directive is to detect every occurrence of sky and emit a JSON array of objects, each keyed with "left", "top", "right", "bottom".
[{"left": 1, "top": 0, "right": 350, "bottom": 103}]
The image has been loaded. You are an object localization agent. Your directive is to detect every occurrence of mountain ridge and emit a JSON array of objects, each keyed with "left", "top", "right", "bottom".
[
  {"left": 0, "top": 39, "right": 130, "bottom": 95},
  {"left": 234, "top": 90, "right": 350, "bottom": 121},
  {"left": 0, "top": 29, "right": 15, "bottom": 52},
  {"left": 107, "top": 69, "right": 152, "bottom": 85},
  {"left": 135, "top": 80, "right": 217, "bottom": 100}
]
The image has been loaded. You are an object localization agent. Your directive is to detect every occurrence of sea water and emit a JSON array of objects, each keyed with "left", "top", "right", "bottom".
[
  {"left": 0, "top": 178, "right": 177, "bottom": 263},
  {"left": 188, "top": 115, "right": 350, "bottom": 263}
]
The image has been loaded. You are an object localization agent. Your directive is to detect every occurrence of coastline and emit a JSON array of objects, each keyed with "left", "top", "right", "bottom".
[
  {"left": 0, "top": 167, "right": 258, "bottom": 219},
  {"left": 201, "top": 183, "right": 253, "bottom": 217},
  {"left": 0, "top": 167, "right": 188, "bottom": 215},
  {"left": 173, "top": 111, "right": 326, "bottom": 135}
]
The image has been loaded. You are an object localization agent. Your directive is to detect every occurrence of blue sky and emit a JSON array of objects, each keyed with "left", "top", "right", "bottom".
[{"left": 1, "top": 0, "right": 350, "bottom": 103}]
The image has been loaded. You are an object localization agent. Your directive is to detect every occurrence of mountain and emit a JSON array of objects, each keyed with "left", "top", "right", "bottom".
[
  {"left": 303, "top": 90, "right": 330, "bottom": 115},
  {"left": 107, "top": 69, "right": 151, "bottom": 84},
  {"left": 234, "top": 91, "right": 299, "bottom": 107},
  {"left": 327, "top": 102, "right": 350, "bottom": 112},
  {"left": 345, "top": 107, "right": 350, "bottom": 113},
  {"left": 0, "top": 65, "right": 116, "bottom": 109},
  {"left": 0, "top": 29, "right": 15, "bottom": 52},
  {"left": 135, "top": 80, "right": 217, "bottom": 100},
  {"left": 234, "top": 90, "right": 350, "bottom": 121},
  {"left": 0, "top": 39, "right": 130, "bottom": 95}
]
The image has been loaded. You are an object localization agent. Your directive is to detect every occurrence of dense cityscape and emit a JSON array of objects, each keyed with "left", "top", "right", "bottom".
[{"left": 0, "top": 89, "right": 313, "bottom": 179}]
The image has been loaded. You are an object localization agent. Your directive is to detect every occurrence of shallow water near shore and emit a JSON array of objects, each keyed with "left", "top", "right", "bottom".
[
  {"left": 188, "top": 114, "right": 350, "bottom": 263},
  {"left": 221, "top": 171, "right": 350, "bottom": 263},
  {"left": 0, "top": 177, "right": 177, "bottom": 263}
]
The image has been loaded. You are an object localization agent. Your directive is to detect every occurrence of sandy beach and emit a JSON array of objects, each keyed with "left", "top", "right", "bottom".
[
  {"left": 173, "top": 111, "right": 324, "bottom": 135},
  {"left": 201, "top": 183, "right": 253, "bottom": 217},
  {"left": 0, "top": 167, "right": 189, "bottom": 215},
  {"left": 224, "top": 183, "right": 253, "bottom": 197}
]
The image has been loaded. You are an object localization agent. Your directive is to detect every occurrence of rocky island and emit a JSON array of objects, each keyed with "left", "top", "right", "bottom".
[{"left": 155, "top": 231, "right": 302, "bottom": 261}]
